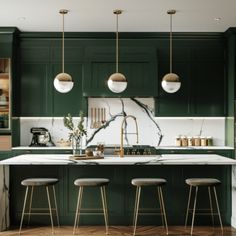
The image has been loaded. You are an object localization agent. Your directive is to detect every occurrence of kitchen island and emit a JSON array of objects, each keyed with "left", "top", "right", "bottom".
[{"left": 0, "top": 153, "right": 236, "bottom": 227}]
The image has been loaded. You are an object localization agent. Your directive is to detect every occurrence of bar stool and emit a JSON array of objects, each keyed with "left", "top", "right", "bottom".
[
  {"left": 19, "top": 178, "right": 59, "bottom": 235},
  {"left": 185, "top": 178, "right": 223, "bottom": 235},
  {"left": 73, "top": 178, "right": 110, "bottom": 235},
  {"left": 131, "top": 178, "right": 168, "bottom": 236}
]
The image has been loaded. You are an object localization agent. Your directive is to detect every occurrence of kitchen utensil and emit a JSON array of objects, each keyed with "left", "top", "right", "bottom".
[
  {"left": 90, "top": 108, "right": 93, "bottom": 128},
  {"left": 104, "top": 108, "right": 106, "bottom": 123},
  {"left": 97, "top": 108, "right": 101, "bottom": 128},
  {"left": 94, "top": 108, "right": 97, "bottom": 128}
]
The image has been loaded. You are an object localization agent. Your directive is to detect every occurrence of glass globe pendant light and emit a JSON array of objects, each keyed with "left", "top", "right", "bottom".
[
  {"left": 54, "top": 9, "right": 74, "bottom": 93},
  {"left": 107, "top": 9, "right": 127, "bottom": 93},
  {"left": 161, "top": 10, "right": 181, "bottom": 93}
]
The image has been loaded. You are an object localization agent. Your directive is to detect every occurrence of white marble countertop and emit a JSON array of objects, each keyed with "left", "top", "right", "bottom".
[
  {"left": 11, "top": 146, "right": 234, "bottom": 150},
  {"left": 1, "top": 154, "right": 236, "bottom": 165}
]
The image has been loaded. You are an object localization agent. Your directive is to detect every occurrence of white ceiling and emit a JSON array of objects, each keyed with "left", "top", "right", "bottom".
[{"left": 0, "top": 0, "right": 236, "bottom": 32}]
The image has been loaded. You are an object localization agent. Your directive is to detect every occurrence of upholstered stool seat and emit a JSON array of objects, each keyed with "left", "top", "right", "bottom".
[
  {"left": 185, "top": 178, "right": 223, "bottom": 235},
  {"left": 19, "top": 178, "right": 59, "bottom": 235},
  {"left": 131, "top": 178, "right": 166, "bottom": 186},
  {"left": 185, "top": 178, "right": 221, "bottom": 186},
  {"left": 131, "top": 178, "right": 168, "bottom": 236},
  {"left": 74, "top": 178, "right": 109, "bottom": 187},
  {"left": 73, "top": 178, "right": 110, "bottom": 235},
  {"left": 21, "top": 178, "right": 59, "bottom": 186}
]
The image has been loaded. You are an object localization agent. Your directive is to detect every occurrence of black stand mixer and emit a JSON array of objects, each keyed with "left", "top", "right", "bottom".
[{"left": 30, "top": 127, "right": 55, "bottom": 147}]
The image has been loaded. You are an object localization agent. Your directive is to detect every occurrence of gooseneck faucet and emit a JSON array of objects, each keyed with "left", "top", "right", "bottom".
[{"left": 120, "top": 115, "right": 139, "bottom": 158}]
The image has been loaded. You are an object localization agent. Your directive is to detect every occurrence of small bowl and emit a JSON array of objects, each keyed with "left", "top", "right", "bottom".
[{"left": 93, "top": 150, "right": 102, "bottom": 157}]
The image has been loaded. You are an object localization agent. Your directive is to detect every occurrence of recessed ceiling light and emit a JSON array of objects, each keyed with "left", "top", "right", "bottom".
[{"left": 214, "top": 17, "right": 221, "bottom": 21}]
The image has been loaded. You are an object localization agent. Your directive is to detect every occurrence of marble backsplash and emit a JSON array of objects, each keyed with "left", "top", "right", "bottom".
[{"left": 19, "top": 98, "right": 225, "bottom": 147}]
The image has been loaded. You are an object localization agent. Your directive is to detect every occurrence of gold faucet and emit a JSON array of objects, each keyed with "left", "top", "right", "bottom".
[{"left": 120, "top": 115, "right": 139, "bottom": 158}]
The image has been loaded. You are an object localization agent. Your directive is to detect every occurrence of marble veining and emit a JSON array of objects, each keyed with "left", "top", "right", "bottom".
[{"left": 1, "top": 154, "right": 236, "bottom": 166}]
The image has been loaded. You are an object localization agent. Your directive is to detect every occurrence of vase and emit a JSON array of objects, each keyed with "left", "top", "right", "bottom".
[{"left": 72, "top": 136, "right": 83, "bottom": 156}]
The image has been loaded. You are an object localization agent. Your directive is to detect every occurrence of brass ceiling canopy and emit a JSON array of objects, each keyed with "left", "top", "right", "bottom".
[
  {"left": 161, "top": 9, "right": 181, "bottom": 93},
  {"left": 53, "top": 9, "right": 74, "bottom": 93},
  {"left": 107, "top": 9, "right": 127, "bottom": 93}
]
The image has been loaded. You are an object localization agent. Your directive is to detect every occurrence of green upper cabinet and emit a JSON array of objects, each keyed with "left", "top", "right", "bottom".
[
  {"left": 18, "top": 38, "right": 87, "bottom": 117},
  {"left": 155, "top": 36, "right": 226, "bottom": 117},
  {"left": 52, "top": 63, "right": 86, "bottom": 116},
  {"left": 83, "top": 45, "right": 158, "bottom": 97}
]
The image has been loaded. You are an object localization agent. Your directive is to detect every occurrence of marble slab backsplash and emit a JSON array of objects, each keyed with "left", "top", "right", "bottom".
[{"left": 20, "top": 98, "right": 225, "bottom": 147}]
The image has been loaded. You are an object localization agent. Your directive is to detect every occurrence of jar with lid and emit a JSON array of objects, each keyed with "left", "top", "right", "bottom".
[
  {"left": 187, "top": 137, "right": 193, "bottom": 146},
  {"left": 181, "top": 136, "right": 188, "bottom": 147},
  {"left": 206, "top": 136, "right": 213, "bottom": 146},
  {"left": 200, "top": 136, "right": 207, "bottom": 146},
  {"left": 175, "top": 136, "right": 182, "bottom": 146},
  {"left": 193, "top": 136, "right": 200, "bottom": 146}
]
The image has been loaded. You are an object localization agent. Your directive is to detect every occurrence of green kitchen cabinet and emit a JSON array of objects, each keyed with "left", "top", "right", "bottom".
[
  {"left": 83, "top": 46, "right": 158, "bottom": 97},
  {"left": 19, "top": 39, "right": 87, "bottom": 117},
  {"left": 20, "top": 62, "right": 51, "bottom": 116},
  {"left": 155, "top": 37, "right": 226, "bottom": 117},
  {"left": 52, "top": 63, "right": 87, "bottom": 116}
]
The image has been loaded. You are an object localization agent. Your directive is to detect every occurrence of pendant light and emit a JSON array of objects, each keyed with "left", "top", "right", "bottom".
[
  {"left": 161, "top": 10, "right": 181, "bottom": 93},
  {"left": 107, "top": 9, "right": 127, "bottom": 93},
  {"left": 54, "top": 9, "right": 74, "bottom": 93}
]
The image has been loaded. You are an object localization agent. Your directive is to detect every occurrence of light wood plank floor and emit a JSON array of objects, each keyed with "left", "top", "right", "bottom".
[{"left": 1, "top": 226, "right": 236, "bottom": 236}]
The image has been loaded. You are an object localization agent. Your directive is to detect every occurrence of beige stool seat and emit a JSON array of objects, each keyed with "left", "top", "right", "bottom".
[
  {"left": 19, "top": 178, "right": 59, "bottom": 235},
  {"left": 185, "top": 178, "right": 223, "bottom": 235},
  {"left": 131, "top": 178, "right": 168, "bottom": 236},
  {"left": 73, "top": 178, "right": 109, "bottom": 235},
  {"left": 132, "top": 178, "right": 166, "bottom": 186},
  {"left": 21, "top": 178, "right": 59, "bottom": 186},
  {"left": 186, "top": 178, "right": 221, "bottom": 186},
  {"left": 74, "top": 178, "right": 109, "bottom": 187}
]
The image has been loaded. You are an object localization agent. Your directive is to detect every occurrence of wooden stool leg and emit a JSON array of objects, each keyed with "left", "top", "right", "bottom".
[
  {"left": 185, "top": 185, "right": 192, "bottom": 227},
  {"left": 213, "top": 186, "right": 223, "bottom": 233},
  {"left": 101, "top": 186, "right": 109, "bottom": 234},
  {"left": 46, "top": 186, "right": 54, "bottom": 234},
  {"left": 52, "top": 186, "right": 60, "bottom": 227},
  {"left": 73, "top": 186, "right": 83, "bottom": 235},
  {"left": 133, "top": 186, "right": 141, "bottom": 236},
  {"left": 190, "top": 186, "right": 198, "bottom": 235},
  {"left": 19, "top": 186, "right": 29, "bottom": 235},
  {"left": 159, "top": 186, "right": 168, "bottom": 235}
]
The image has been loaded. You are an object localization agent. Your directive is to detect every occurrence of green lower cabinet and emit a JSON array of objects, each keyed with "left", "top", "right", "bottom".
[
  {"left": 0, "top": 151, "right": 12, "bottom": 160},
  {"left": 10, "top": 165, "right": 231, "bottom": 226}
]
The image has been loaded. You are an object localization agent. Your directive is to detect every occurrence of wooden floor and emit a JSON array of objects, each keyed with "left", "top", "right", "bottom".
[{"left": 1, "top": 226, "right": 236, "bottom": 236}]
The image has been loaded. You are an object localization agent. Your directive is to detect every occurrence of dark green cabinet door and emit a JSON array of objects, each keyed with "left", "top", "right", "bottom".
[
  {"left": 20, "top": 63, "right": 51, "bottom": 116},
  {"left": 155, "top": 42, "right": 225, "bottom": 117},
  {"left": 191, "top": 61, "right": 225, "bottom": 116},
  {"left": 52, "top": 63, "right": 87, "bottom": 116},
  {"left": 155, "top": 61, "right": 191, "bottom": 116},
  {"left": 83, "top": 47, "right": 158, "bottom": 97}
]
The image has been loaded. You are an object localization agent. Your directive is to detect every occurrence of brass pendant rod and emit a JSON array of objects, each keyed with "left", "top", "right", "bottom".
[
  {"left": 167, "top": 9, "right": 176, "bottom": 74},
  {"left": 169, "top": 13, "right": 172, "bottom": 73},
  {"left": 116, "top": 12, "right": 119, "bottom": 73},
  {"left": 62, "top": 12, "right": 65, "bottom": 73}
]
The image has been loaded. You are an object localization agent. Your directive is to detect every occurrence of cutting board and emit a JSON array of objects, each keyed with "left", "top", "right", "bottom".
[{"left": 69, "top": 155, "right": 104, "bottom": 160}]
